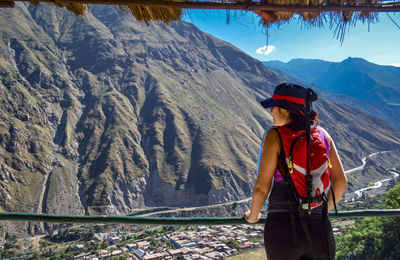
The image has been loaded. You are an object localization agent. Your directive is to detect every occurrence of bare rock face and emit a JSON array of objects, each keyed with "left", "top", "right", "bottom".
[
  {"left": 105, "top": 176, "right": 148, "bottom": 214},
  {"left": 27, "top": 67, "right": 53, "bottom": 89},
  {"left": 0, "top": 3, "right": 400, "bottom": 232}
]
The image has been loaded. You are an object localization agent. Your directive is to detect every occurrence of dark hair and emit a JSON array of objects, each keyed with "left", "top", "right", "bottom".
[{"left": 288, "top": 113, "right": 319, "bottom": 131}]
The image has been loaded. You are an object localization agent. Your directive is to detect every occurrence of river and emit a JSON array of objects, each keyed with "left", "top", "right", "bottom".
[
  {"left": 353, "top": 170, "right": 400, "bottom": 198},
  {"left": 344, "top": 150, "right": 399, "bottom": 201}
]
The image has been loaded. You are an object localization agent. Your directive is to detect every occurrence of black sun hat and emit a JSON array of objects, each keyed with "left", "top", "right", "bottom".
[{"left": 260, "top": 83, "right": 318, "bottom": 117}]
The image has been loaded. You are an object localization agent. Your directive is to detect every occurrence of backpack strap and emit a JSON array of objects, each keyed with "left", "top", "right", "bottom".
[
  {"left": 331, "top": 187, "right": 338, "bottom": 216},
  {"left": 317, "top": 126, "right": 338, "bottom": 216},
  {"left": 272, "top": 127, "right": 300, "bottom": 203},
  {"left": 318, "top": 127, "right": 335, "bottom": 257},
  {"left": 274, "top": 127, "right": 318, "bottom": 260},
  {"left": 287, "top": 133, "right": 305, "bottom": 174},
  {"left": 272, "top": 127, "right": 299, "bottom": 247}
]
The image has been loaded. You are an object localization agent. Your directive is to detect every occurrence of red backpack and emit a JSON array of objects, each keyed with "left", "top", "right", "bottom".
[{"left": 275, "top": 125, "right": 332, "bottom": 210}]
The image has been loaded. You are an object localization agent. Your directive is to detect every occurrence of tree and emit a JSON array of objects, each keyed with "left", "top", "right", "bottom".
[
  {"left": 224, "top": 239, "right": 240, "bottom": 250},
  {"left": 336, "top": 184, "right": 400, "bottom": 259},
  {"left": 31, "top": 251, "right": 40, "bottom": 259},
  {"left": 385, "top": 185, "right": 400, "bottom": 209}
]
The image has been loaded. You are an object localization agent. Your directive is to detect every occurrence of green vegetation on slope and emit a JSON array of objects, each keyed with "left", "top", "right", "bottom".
[{"left": 336, "top": 184, "right": 400, "bottom": 259}]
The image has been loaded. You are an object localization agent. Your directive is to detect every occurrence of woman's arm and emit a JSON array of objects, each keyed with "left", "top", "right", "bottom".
[
  {"left": 325, "top": 132, "right": 347, "bottom": 211},
  {"left": 244, "top": 129, "right": 280, "bottom": 223}
]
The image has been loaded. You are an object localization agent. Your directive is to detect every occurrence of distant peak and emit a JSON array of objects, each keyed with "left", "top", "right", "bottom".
[
  {"left": 263, "top": 60, "right": 285, "bottom": 64},
  {"left": 289, "top": 58, "right": 325, "bottom": 62},
  {"left": 342, "top": 57, "right": 368, "bottom": 63}
]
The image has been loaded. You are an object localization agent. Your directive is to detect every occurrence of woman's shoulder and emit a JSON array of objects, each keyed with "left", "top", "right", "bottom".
[
  {"left": 261, "top": 128, "right": 281, "bottom": 156},
  {"left": 266, "top": 127, "right": 280, "bottom": 139},
  {"left": 317, "top": 126, "right": 333, "bottom": 145},
  {"left": 264, "top": 128, "right": 281, "bottom": 146}
]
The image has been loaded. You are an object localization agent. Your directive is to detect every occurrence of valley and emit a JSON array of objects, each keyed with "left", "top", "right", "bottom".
[{"left": 0, "top": 3, "right": 400, "bottom": 250}]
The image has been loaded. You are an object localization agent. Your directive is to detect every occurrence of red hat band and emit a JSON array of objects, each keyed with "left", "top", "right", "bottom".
[{"left": 272, "top": 94, "right": 305, "bottom": 105}]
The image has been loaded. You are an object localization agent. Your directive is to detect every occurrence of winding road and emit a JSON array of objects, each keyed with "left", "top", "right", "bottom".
[{"left": 345, "top": 151, "right": 390, "bottom": 174}]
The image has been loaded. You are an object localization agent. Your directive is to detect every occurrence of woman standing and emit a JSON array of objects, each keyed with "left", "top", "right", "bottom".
[{"left": 244, "top": 83, "right": 347, "bottom": 260}]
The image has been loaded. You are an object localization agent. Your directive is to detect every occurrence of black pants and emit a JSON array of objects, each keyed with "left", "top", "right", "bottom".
[{"left": 264, "top": 213, "right": 336, "bottom": 260}]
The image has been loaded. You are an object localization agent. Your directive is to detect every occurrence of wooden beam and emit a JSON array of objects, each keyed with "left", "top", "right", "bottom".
[
  {"left": 0, "top": 0, "right": 14, "bottom": 7},
  {"left": 10, "top": 0, "right": 400, "bottom": 12}
]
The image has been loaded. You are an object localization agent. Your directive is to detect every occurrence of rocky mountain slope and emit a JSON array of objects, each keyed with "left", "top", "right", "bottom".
[{"left": 0, "top": 2, "right": 400, "bottom": 228}]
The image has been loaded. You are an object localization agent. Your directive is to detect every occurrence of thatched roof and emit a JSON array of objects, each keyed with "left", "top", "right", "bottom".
[{"left": 5, "top": 0, "right": 400, "bottom": 30}]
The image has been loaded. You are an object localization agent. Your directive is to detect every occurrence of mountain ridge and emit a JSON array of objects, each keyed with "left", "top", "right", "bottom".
[{"left": 263, "top": 57, "right": 400, "bottom": 129}]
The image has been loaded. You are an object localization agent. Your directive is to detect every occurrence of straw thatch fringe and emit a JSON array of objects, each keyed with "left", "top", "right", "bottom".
[
  {"left": 326, "top": 11, "right": 379, "bottom": 42},
  {"left": 52, "top": 2, "right": 87, "bottom": 15},
  {"left": 29, "top": 1, "right": 87, "bottom": 15},
  {"left": 123, "top": 5, "right": 182, "bottom": 23},
  {"left": 22, "top": 0, "right": 394, "bottom": 35},
  {"left": 29, "top": 1, "right": 182, "bottom": 23},
  {"left": 254, "top": 0, "right": 383, "bottom": 25}
]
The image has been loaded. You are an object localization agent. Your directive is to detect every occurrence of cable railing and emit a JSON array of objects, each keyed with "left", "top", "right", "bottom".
[{"left": 1, "top": 209, "right": 400, "bottom": 225}]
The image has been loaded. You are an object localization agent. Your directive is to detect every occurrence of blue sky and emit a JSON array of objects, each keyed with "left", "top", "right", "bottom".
[{"left": 183, "top": 10, "right": 400, "bottom": 66}]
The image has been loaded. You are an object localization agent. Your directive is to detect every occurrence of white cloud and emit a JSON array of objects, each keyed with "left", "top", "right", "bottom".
[
  {"left": 256, "top": 45, "right": 276, "bottom": 56},
  {"left": 390, "top": 63, "right": 400, "bottom": 67}
]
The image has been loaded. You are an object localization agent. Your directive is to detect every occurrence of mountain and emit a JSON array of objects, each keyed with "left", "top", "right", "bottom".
[
  {"left": 0, "top": 2, "right": 400, "bottom": 233},
  {"left": 263, "top": 58, "right": 400, "bottom": 129},
  {"left": 263, "top": 58, "right": 400, "bottom": 104},
  {"left": 263, "top": 57, "right": 400, "bottom": 104},
  {"left": 0, "top": 3, "right": 282, "bottom": 220},
  {"left": 317, "top": 58, "right": 400, "bottom": 105},
  {"left": 263, "top": 59, "right": 332, "bottom": 84}
]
